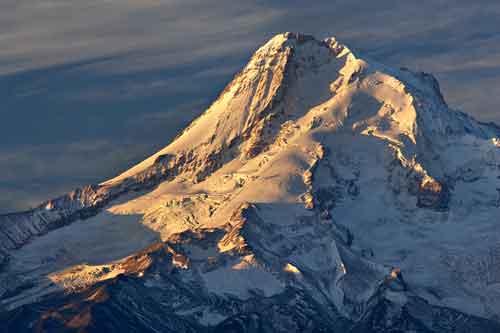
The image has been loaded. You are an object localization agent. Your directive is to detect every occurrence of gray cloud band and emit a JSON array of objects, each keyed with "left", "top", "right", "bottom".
[{"left": 1, "top": 0, "right": 500, "bottom": 212}]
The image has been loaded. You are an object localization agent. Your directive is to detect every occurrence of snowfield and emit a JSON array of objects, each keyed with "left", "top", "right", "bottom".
[{"left": 1, "top": 33, "right": 499, "bottom": 332}]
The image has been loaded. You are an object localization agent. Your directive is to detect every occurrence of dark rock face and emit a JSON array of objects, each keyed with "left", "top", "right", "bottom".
[
  {"left": 416, "top": 179, "right": 450, "bottom": 211},
  {"left": 2, "top": 217, "right": 499, "bottom": 333},
  {"left": 353, "top": 297, "right": 500, "bottom": 333},
  {"left": 2, "top": 258, "right": 499, "bottom": 333}
]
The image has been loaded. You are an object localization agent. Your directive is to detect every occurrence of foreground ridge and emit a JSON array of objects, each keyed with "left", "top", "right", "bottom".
[{"left": 1, "top": 33, "right": 500, "bottom": 332}]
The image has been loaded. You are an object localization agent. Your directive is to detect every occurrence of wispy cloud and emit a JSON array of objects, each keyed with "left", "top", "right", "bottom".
[{"left": 1, "top": 1, "right": 500, "bottom": 212}]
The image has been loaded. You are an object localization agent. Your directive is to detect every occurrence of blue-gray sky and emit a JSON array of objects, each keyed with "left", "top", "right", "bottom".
[{"left": 1, "top": 0, "right": 500, "bottom": 213}]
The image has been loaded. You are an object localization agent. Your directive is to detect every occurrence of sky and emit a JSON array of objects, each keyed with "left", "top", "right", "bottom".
[{"left": 1, "top": 0, "right": 500, "bottom": 213}]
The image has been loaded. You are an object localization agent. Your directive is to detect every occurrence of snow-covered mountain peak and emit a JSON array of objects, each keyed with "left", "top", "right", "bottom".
[{"left": 1, "top": 33, "right": 499, "bottom": 332}]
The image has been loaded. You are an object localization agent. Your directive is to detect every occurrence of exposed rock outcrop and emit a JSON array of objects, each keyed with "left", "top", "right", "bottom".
[{"left": 1, "top": 33, "right": 500, "bottom": 332}]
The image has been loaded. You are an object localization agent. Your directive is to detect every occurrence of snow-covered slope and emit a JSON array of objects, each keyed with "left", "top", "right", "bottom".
[{"left": 1, "top": 33, "right": 500, "bottom": 332}]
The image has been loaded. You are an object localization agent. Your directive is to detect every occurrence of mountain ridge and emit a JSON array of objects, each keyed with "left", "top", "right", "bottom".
[{"left": 1, "top": 32, "right": 500, "bottom": 332}]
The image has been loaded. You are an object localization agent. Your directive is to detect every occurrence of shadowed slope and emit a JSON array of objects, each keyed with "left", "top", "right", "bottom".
[{"left": 1, "top": 33, "right": 499, "bottom": 332}]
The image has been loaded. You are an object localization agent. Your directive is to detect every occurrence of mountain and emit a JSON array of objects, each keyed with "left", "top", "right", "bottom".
[{"left": 1, "top": 32, "right": 500, "bottom": 332}]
